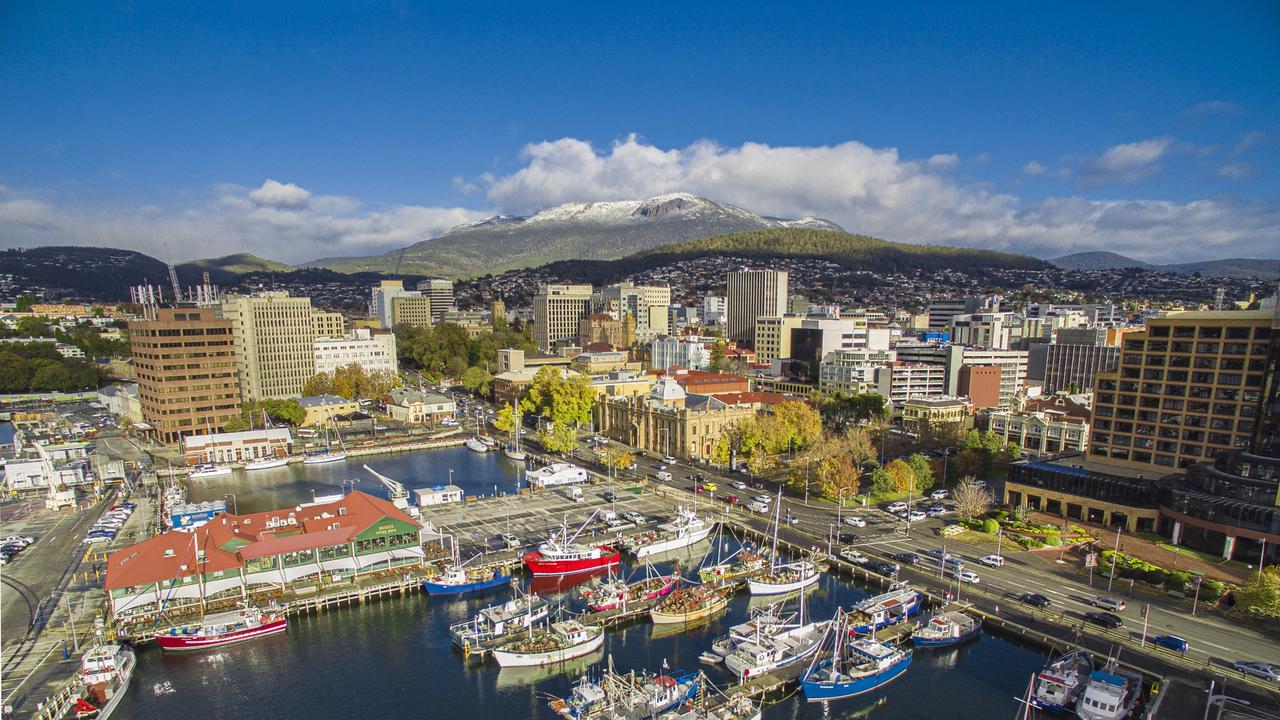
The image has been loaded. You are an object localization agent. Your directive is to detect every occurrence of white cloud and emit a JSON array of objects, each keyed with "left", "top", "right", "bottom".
[
  {"left": 1230, "top": 130, "right": 1266, "bottom": 158},
  {"left": 248, "top": 179, "right": 312, "bottom": 209},
  {"left": 1214, "top": 162, "right": 1254, "bottom": 180},
  {"left": 1080, "top": 137, "right": 1173, "bottom": 186},
  {"left": 1185, "top": 100, "right": 1242, "bottom": 118},
  {"left": 927, "top": 153, "right": 959, "bottom": 169},
  {"left": 1022, "top": 161, "right": 1046, "bottom": 176}
]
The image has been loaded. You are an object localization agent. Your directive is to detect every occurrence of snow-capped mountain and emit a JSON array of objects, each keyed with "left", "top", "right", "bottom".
[{"left": 307, "top": 193, "right": 845, "bottom": 277}]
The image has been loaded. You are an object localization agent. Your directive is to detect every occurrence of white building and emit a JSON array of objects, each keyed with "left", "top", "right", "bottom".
[
  {"left": 182, "top": 428, "right": 293, "bottom": 465},
  {"left": 97, "top": 383, "right": 143, "bottom": 423},
  {"left": 949, "top": 311, "right": 1023, "bottom": 350},
  {"left": 314, "top": 328, "right": 398, "bottom": 376},
  {"left": 649, "top": 335, "right": 712, "bottom": 371},
  {"left": 818, "top": 349, "right": 896, "bottom": 395},
  {"left": 384, "top": 388, "right": 456, "bottom": 425},
  {"left": 702, "top": 296, "right": 726, "bottom": 324}
]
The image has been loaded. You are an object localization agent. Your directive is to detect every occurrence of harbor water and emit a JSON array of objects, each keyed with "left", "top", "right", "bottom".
[{"left": 155, "top": 447, "right": 1047, "bottom": 719}]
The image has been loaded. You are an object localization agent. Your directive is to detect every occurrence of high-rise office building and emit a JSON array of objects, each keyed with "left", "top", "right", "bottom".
[
  {"left": 593, "top": 283, "right": 671, "bottom": 341},
  {"left": 533, "top": 284, "right": 593, "bottom": 352},
  {"left": 701, "top": 296, "right": 726, "bottom": 325},
  {"left": 220, "top": 292, "right": 318, "bottom": 401},
  {"left": 753, "top": 316, "right": 804, "bottom": 363},
  {"left": 949, "top": 311, "right": 1022, "bottom": 350},
  {"left": 391, "top": 295, "right": 433, "bottom": 328},
  {"left": 726, "top": 269, "right": 788, "bottom": 346},
  {"left": 416, "top": 278, "right": 455, "bottom": 323},
  {"left": 927, "top": 296, "right": 997, "bottom": 333},
  {"left": 129, "top": 307, "right": 241, "bottom": 445},
  {"left": 1042, "top": 342, "right": 1120, "bottom": 394},
  {"left": 311, "top": 311, "right": 346, "bottom": 339},
  {"left": 1089, "top": 309, "right": 1272, "bottom": 472}
]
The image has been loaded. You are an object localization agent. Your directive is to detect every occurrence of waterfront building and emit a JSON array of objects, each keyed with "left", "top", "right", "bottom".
[
  {"left": 383, "top": 387, "right": 456, "bottom": 425},
  {"left": 1004, "top": 454, "right": 1160, "bottom": 533},
  {"left": 128, "top": 306, "right": 241, "bottom": 445},
  {"left": 313, "top": 328, "right": 398, "bottom": 376},
  {"left": 103, "top": 490, "right": 425, "bottom": 624},
  {"left": 96, "top": 383, "right": 142, "bottom": 423},
  {"left": 181, "top": 428, "right": 293, "bottom": 464},
  {"left": 220, "top": 292, "right": 318, "bottom": 401},
  {"left": 297, "top": 395, "right": 360, "bottom": 427},
  {"left": 533, "top": 284, "right": 594, "bottom": 352},
  {"left": 726, "top": 269, "right": 788, "bottom": 346}
]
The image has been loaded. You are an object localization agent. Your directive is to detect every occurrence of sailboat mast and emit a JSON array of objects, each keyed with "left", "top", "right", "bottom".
[{"left": 769, "top": 487, "right": 782, "bottom": 570}]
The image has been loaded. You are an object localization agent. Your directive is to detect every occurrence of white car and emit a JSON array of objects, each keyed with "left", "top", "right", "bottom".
[
  {"left": 839, "top": 548, "right": 868, "bottom": 564},
  {"left": 930, "top": 489, "right": 949, "bottom": 500},
  {"left": 624, "top": 512, "right": 646, "bottom": 525},
  {"left": 979, "top": 555, "right": 1005, "bottom": 568},
  {"left": 843, "top": 516, "right": 866, "bottom": 527},
  {"left": 663, "top": 455, "right": 676, "bottom": 464},
  {"left": 907, "top": 510, "right": 927, "bottom": 522},
  {"left": 2, "top": 536, "right": 35, "bottom": 546},
  {"left": 731, "top": 481, "right": 748, "bottom": 491},
  {"left": 752, "top": 495, "right": 773, "bottom": 505},
  {"left": 886, "top": 502, "right": 908, "bottom": 513},
  {"left": 955, "top": 571, "right": 981, "bottom": 584}
]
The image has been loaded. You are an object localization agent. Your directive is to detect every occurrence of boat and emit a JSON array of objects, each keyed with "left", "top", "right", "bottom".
[
  {"left": 71, "top": 644, "right": 136, "bottom": 719},
  {"left": 710, "top": 605, "right": 786, "bottom": 657},
  {"left": 911, "top": 610, "right": 981, "bottom": 647},
  {"left": 1030, "top": 649, "right": 1094, "bottom": 714},
  {"left": 524, "top": 515, "right": 622, "bottom": 576},
  {"left": 530, "top": 567, "right": 611, "bottom": 597},
  {"left": 466, "top": 436, "right": 490, "bottom": 453},
  {"left": 526, "top": 462, "right": 589, "bottom": 488},
  {"left": 244, "top": 455, "right": 290, "bottom": 471},
  {"left": 724, "top": 591, "right": 828, "bottom": 679},
  {"left": 747, "top": 488, "right": 821, "bottom": 596},
  {"left": 491, "top": 620, "right": 605, "bottom": 667},
  {"left": 697, "top": 529, "right": 767, "bottom": 586},
  {"left": 699, "top": 652, "right": 723, "bottom": 665},
  {"left": 423, "top": 564, "right": 510, "bottom": 596},
  {"left": 450, "top": 592, "right": 550, "bottom": 651},
  {"left": 503, "top": 403, "right": 528, "bottom": 461},
  {"left": 155, "top": 605, "right": 287, "bottom": 651},
  {"left": 303, "top": 418, "right": 348, "bottom": 464},
  {"left": 629, "top": 507, "right": 714, "bottom": 558},
  {"left": 666, "top": 675, "right": 763, "bottom": 720},
  {"left": 187, "top": 463, "right": 231, "bottom": 479},
  {"left": 579, "top": 565, "right": 676, "bottom": 612},
  {"left": 497, "top": 648, "right": 604, "bottom": 689},
  {"left": 650, "top": 583, "right": 729, "bottom": 624},
  {"left": 800, "top": 609, "right": 912, "bottom": 702},
  {"left": 849, "top": 583, "right": 922, "bottom": 634},
  {"left": 1074, "top": 657, "right": 1141, "bottom": 720}
]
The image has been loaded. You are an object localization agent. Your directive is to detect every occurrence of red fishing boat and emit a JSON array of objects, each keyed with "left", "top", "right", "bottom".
[
  {"left": 581, "top": 565, "right": 677, "bottom": 612},
  {"left": 155, "top": 605, "right": 287, "bottom": 651},
  {"left": 523, "top": 514, "right": 621, "bottom": 577}
]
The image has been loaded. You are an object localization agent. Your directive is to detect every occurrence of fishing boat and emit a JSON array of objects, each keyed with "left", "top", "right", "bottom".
[
  {"left": 1030, "top": 649, "right": 1094, "bottom": 714},
  {"left": 491, "top": 620, "right": 605, "bottom": 667},
  {"left": 724, "top": 591, "right": 828, "bottom": 679},
  {"left": 449, "top": 592, "right": 550, "bottom": 651},
  {"left": 70, "top": 644, "right": 136, "bottom": 719},
  {"left": 650, "top": 583, "right": 729, "bottom": 624},
  {"left": 710, "top": 605, "right": 786, "bottom": 657},
  {"left": 302, "top": 419, "right": 348, "bottom": 464},
  {"left": 698, "top": 533, "right": 768, "bottom": 585},
  {"left": 530, "top": 567, "right": 611, "bottom": 597},
  {"left": 800, "top": 609, "right": 912, "bottom": 702},
  {"left": 551, "top": 663, "right": 701, "bottom": 720},
  {"left": 747, "top": 489, "right": 821, "bottom": 595},
  {"left": 1074, "top": 657, "right": 1141, "bottom": 720},
  {"left": 666, "top": 675, "right": 763, "bottom": 720},
  {"left": 423, "top": 564, "right": 510, "bottom": 596},
  {"left": 503, "top": 403, "right": 528, "bottom": 461},
  {"left": 524, "top": 515, "right": 622, "bottom": 576},
  {"left": 579, "top": 566, "right": 677, "bottom": 612},
  {"left": 848, "top": 583, "right": 921, "bottom": 634},
  {"left": 630, "top": 507, "right": 714, "bottom": 558},
  {"left": 187, "top": 463, "right": 231, "bottom": 479},
  {"left": 911, "top": 610, "right": 981, "bottom": 648},
  {"left": 155, "top": 605, "right": 287, "bottom": 651}
]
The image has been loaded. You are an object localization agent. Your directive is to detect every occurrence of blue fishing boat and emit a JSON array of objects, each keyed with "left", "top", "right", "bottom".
[
  {"left": 423, "top": 564, "right": 511, "bottom": 595},
  {"left": 849, "top": 583, "right": 921, "bottom": 634},
  {"left": 910, "top": 611, "right": 981, "bottom": 648},
  {"left": 801, "top": 609, "right": 912, "bottom": 702}
]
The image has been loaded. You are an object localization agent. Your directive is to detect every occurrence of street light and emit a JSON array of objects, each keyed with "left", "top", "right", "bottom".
[{"left": 1107, "top": 525, "right": 1122, "bottom": 593}]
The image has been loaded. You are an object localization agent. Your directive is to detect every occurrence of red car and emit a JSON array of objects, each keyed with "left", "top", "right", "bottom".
[{"left": 721, "top": 494, "right": 739, "bottom": 505}]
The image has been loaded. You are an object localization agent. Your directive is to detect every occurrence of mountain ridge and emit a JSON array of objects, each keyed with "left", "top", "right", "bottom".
[{"left": 1051, "top": 251, "right": 1280, "bottom": 279}]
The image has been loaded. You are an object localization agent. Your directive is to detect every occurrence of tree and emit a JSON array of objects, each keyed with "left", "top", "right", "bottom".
[
  {"left": 812, "top": 454, "right": 860, "bottom": 501},
  {"left": 14, "top": 294, "right": 37, "bottom": 312},
  {"left": 222, "top": 415, "right": 249, "bottom": 432},
  {"left": 1235, "top": 566, "right": 1280, "bottom": 618},
  {"left": 460, "top": 366, "right": 493, "bottom": 397},
  {"left": 819, "top": 392, "right": 888, "bottom": 432},
  {"left": 709, "top": 435, "right": 731, "bottom": 466},
  {"left": 905, "top": 454, "right": 935, "bottom": 493},
  {"left": 261, "top": 399, "right": 306, "bottom": 427},
  {"left": 493, "top": 405, "right": 516, "bottom": 434},
  {"left": 953, "top": 476, "right": 994, "bottom": 521},
  {"left": 839, "top": 426, "right": 878, "bottom": 468},
  {"left": 868, "top": 467, "right": 895, "bottom": 497},
  {"left": 303, "top": 372, "right": 333, "bottom": 397},
  {"left": 600, "top": 447, "right": 636, "bottom": 476},
  {"left": 767, "top": 400, "right": 824, "bottom": 453},
  {"left": 884, "top": 458, "right": 916, "bottom": 493},
  {"left": 708, "top": 338, "right": 727, "bottom": 372},
  {"left": 539, "top": 423, "right": 578, "bottom": 454}
]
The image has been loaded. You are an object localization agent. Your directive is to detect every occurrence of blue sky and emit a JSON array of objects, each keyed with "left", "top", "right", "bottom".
[{"left": 1, "top": 1, "right": 1277, "bottom": 264}]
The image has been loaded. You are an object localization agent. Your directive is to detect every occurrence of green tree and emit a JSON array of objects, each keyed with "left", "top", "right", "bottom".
[
  {"left": 493, "top": 405, "right": 517, "bottom": 434},
  {"left": 905, "top": 453, "right": 935, "bottom": 493},
  {"left": 812, "top": 453, "right": 860, "bottom": 501},
  {"left": 980, "top": 518, "right": 1000, "bottom": 534},
  {"left": 708, "top": 338, "right": 727, "bottom": 372},
  {"left": 14, "top": 294, "right": 37, "bottom": 312},
  {"left": 539, "top": 423, "right": 578, "bottom": 454},
  {"left": 868, "top": 467, "right": 895, "bottom": 497},
  {"left": 767, "top": 400, "right": 824, "bottom": 453},
  {"left": 222, "top": 415, "right": 249, "bottom": 432},
  {"left": 1236, "top": 566, "right": 1280, "bottom": 618},
  {"left": 709, "top": 435, "right": 731, "bottom": 466},
  {"left": 304, "top": 372, "right": 333, "bottom": 397},
  {"left": 884, "top": 458, "right": 916, "bottom": 493},
  {"left": 30, "top": 363, "right": 73, "bottom": 391},
  {"left": 261, "top": 399, "right": 306, "bottom": 427},
  {"left": 819, "top": 392, "right": 888, "bottom": 432},
  {"left": 460, "top": 366, "right": 493, "bottom": 397}
]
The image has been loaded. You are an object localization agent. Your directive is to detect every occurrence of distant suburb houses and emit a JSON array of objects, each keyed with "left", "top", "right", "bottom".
[{"left": 104, "top": 491, "right": 425, "bottom": 626}]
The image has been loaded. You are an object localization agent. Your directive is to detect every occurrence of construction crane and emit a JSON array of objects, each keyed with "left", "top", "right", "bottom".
[
  {"left": 164, "top": 242, "right": 183, "bottom": 303},
  {"left": 393, "top": 247, "right": 407, "bottom": 276},
  {"left": 363, "top": 464, "right": 410, "bottom": 509}
]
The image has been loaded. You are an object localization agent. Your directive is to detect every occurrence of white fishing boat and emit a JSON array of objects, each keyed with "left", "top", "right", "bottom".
[
  {"left": 1075, "top": 656, "right": 1141, "bottom": 720},
  {"left": 491, "top": 620, "right": 605, "bottom": 667},
  {"left": 711, "top": 605, "right": 786, "bottom": 657},
  {"left": 748, "top": 488, "right": 821, "bottom": 595},
  {"left": 1030, "top": 649, "right": 1094, "bottom": 713},
  {"left": 449, "top": 592, "right": 550, "bottom": 650},
  {"left": 630, "top": 507, "right": 714, "bottom": 558},
  {"left": 71, "top": 644, "right": 136, "bottom": 719},
  {"left": 188, "top": 463, "right": 231, "bottom": 479},
  {"left": 724, "top": 591, "right": 828, "bottom": 679}
]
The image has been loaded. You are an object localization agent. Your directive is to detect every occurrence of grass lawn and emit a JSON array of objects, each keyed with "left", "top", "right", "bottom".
[
  {"left": 1154, "top": 542, "right": 1251, "bottom": 570},
  {"left": 947, "top": 530, "right": 1023, "bottom": 553}
]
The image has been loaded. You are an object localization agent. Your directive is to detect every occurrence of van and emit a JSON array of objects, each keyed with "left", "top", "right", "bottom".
[
  {"left": 655, "top": 471, "right": 672, "bottom": 483},
  {"left": 569, "top": 487, "right": 584, "bottom": 503},
  {"left": 602, "top": 510, "right": 619, "bottom": 524},
  {"left": 749, "top": 500, "right": 770, "bottom": 514}
]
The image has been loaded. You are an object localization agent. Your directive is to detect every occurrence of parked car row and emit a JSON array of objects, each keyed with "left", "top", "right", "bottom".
[
  {"left": 1, "top": 535, "right": 36, "bottom": 564},
  {"left": 82, "top": 502, "right": 137, "bottom": 544}
]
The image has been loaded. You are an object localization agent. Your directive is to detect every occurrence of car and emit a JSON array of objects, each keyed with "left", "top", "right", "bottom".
[
  {"left": 499, "top": 533, "right": 521, "bottom": 549},
  {"left": 624, "top": 512, "right": 646, "bottom": 525},
  {"left": 839, "top": 548, "right": 868, "bottom": 564},
  {"left": 954, "top": 570, "right": 981, "bottom": 584},
  {"left": 1090, "top": 596, "right": 1127, "bottom": 612},
  {"left": 867, "top": 560, "right": 900, "bottom": 577},
  {"left": 1019, "top": 593, "right": 1051, "bottom": 608},
  {"left": 1151, "top": 635, "right": 1188, "bottom": 653},
  {"left": 926, "top": 507, "right": 945, "bottom": 518},
  {"left": 82, "top": 534, "right": 112, "bottom": 544},
  {"left": 602, "top": 490, "right": 617, "bottom": 502},
  {"left": 700, "top": 482, "right": 718, "bottom": 492},
  {"left": 781, "top": 512, "right": 800, "bottom": 525},
  {"left": 1084, "top": 611, "right": 1123, "bottom": 629},
  {"left": 837, "top": 532, "right": 860, "bottom": 544},
  {"left": 907, "top": 511, "right": 927, "bottom": 522},
  {"left": 925, "top": 549, "right": 953, "bottom": 561},
  {"left": 1233, "top": 661, "right": 1280, "bottom": 683},
  {"left": 656, "top": 463, "right": 668, "bottom": 471},
  {"left": 663, "top": 455, "right": 676, "bottom": 464},
  {"left": 886, "top": 502, "right": 908, "bottom": 513},
  {"left": 731, "top": 481, "right": 748, "bottom": 491},
  {"left": 979, "top": 555, "right": 1005, "bottom": 568},
  {"left": 1, "top": 535, "right": 35, "bottom": 546},
  {"left": 843, "top": 516, "right": 866, "bottom": 527},
  {"left": 892, "top": 552, "right": 919, "bottom": 565},
  {"left": 721, "top": 494, "right": 739, "bottom": 505},
  {"left": 930, "top": 489, "right": 949, "bottom": 500},
  {"left": 693, "top": 484, "right": 707, "bottom": 494},
  {"left": 752, "top": 495, "right": 773, "bottom": 505},
  {"left": 688, "top": 473, "right": 703, "bottom": 482}
]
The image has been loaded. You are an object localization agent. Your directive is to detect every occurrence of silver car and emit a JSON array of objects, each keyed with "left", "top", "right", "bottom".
[{"left": 1234, "top": 661, "right": 1280, "bottom": 683}]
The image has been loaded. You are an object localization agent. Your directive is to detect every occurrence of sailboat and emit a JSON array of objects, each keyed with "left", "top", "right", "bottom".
[
  {"left": 466, "top": 413, "right": 490, "bottom": 453},
  {"left": 245, "top": 409, "right": 290, "bottom": 470},
  {"left": 503, "top": 403, "right": 528, "bottom": 461},
  {"left": 747, "top": 488, "right": 821, "bottom": 595},
  {"left": 303, "top": 417, "right": 348, "bottom": 464},
  {"left": 800, "top": 608, "right": 912, "bottom": 701}
]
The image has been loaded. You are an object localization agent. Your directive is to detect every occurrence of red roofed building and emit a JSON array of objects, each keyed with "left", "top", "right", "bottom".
[
  {"left": 659, "top": 368, "right": 750, "bottom": 396},
  {"left": 104, "top": 491, "right": 424, "bottom": 626}
]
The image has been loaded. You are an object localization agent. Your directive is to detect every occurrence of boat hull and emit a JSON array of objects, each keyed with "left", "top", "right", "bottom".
[
  {"left": 85, "top": 648, "right": 136, "bottom": 720},
  {"left": 492, "top": 630, "right": 605, "bottom": 667},
  {"left": 801, "top": 654, "right": 912, "bottom": 701},
  {"left": 634, "top": 525, "right": 714, "bottom": 558},
  {"left": 423, "top": 573, "right": 511, "bottom": 596},
  {"left": 747, "top": 570, "right": 820, "bottom": 596},
  {"left": 523, "top": 549, "right": 620, "bottom": 577},
  {"left": 244, "top": 457, "right": 290, "bottom": 471},
  {"left": 650, "top": 595, "right": 729, "bottom": 624},
  {"left": 912, "top": 623, "right": 981, "bottom": 647},
  {"left": 302, "top": 452, "right": 347, "bottom": 465},
  {"left": 466, "top": 438, "right": 489, "bottom": 452},
  {"left": 850, "top": 592, "right": 922, "bottom": 634},
  {"left": 504, "top": 447, "right": 527, "bottom": 461},
  {"left": 156, "top": 618, "right": 288, "bottom": 650},
  {"left": 188, "top": 467, "right": 231, "bottom": 479}
]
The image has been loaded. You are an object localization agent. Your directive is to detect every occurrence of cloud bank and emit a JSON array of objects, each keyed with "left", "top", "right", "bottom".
[{"left": 1, "top": 135, "right": 1276, "bottom": 265}]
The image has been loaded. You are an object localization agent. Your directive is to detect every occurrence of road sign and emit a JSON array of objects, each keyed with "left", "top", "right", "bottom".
[{"left": 1085, "top": 552, "right": 1098, "bottom": 568}]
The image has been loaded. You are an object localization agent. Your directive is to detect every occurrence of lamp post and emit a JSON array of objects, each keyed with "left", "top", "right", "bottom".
[
  {"left": 1107, "top": 525, "right": 1122, "bottom": 593},
  {"left": 1191, "top": 576, "right": 1203, "bottom": 616}
]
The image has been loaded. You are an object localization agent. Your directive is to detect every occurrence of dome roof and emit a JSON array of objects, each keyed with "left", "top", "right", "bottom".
[{"left": 648, "top": 377, "right": 687, "bottom": 403}]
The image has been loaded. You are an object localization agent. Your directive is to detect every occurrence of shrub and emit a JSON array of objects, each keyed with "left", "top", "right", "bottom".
[
  {"left": 981, "top": 518, "right": 1000, "bottom": 534},
  {"left": 1043, "top": 535, "right": 1062, "bottom": 547},
  {"left": 1199, "top": 579, "right": 1226, "bottom": 602},
  {"left": 990, "top": 510, "right": 1009, "bottom": 521}
]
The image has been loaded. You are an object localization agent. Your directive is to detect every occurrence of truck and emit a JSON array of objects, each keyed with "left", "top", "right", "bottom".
[
  {"left": 655, "top": 471, "right": 672, "bottom": 483},
  {"left": 748, "top": 500, "right": 770, "bottom": 514},
  {"left": 568, "top": 486, "right": 585, "bottom": 503}
]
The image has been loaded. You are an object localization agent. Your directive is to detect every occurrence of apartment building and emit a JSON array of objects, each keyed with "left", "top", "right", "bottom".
[
  {"left": 926, "top": 296, "right": 997, "bottom": 332},
  {"left": 1089, "top": 309, "right": 1272, "bottom": 471},
  {"left": 650, "top": 335, "right": 712, "bottom": 371},
  {"left": 949, "top": 311, "right": 1023, "bottom": 350},
  {"left": 753, "top": 316, "right": 803, "bottom": 363},
  {"left": 534, "top": 284, "right": 593, "bottom": 352},
  {"left": 128, "top": 307, "right": 241, "bottom": 445},
  {"left": 726, "top": 269, "right": 788, "bottom": 346},
  {"left": 594, "top": 283, "right": 671, "bottom": 341},
  {"left": 817, "top": 349, "right": 896, "bottom": 395},
  {"left": 313, "top": 328, "right": 398, "bottom": 376},
  {"left": 702, "top": 295, "right": 726, "bottom": 325},
  {"left": 220, "top": 292, "right": 317, "bottom": 401},
  {"left": 874, "top": 362, "right": 948, "bottom": 403}
]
